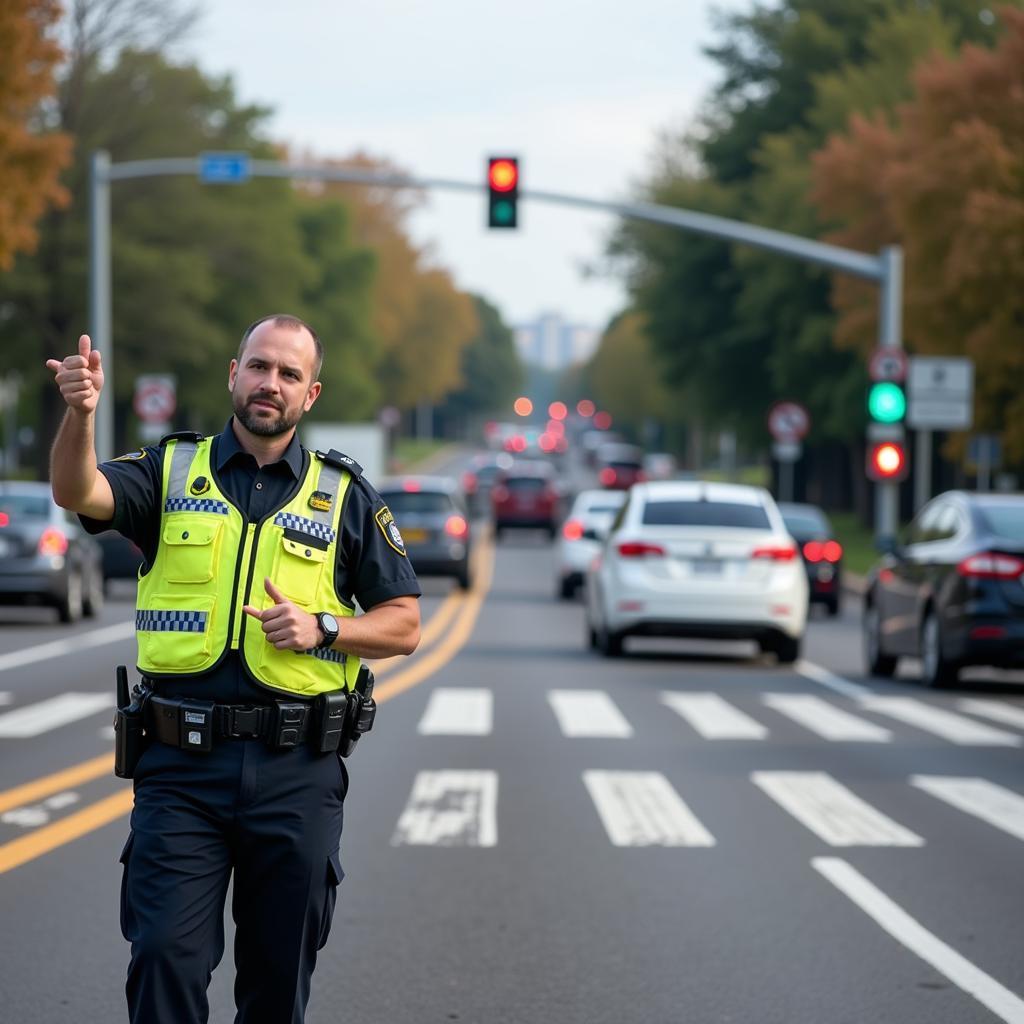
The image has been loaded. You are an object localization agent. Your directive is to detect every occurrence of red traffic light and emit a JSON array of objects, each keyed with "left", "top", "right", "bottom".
[
  {"left": 488, "top": 158, "right": 518, "bottom": 192},
  {"left": 867, "top": 441, "right": 908, "bottom": 481}
]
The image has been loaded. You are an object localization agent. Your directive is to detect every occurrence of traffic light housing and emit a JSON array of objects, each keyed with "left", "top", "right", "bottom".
[
  {"left": 867, "top": 381, "right": 906, "bottom": 424},
  {"left": 487, "top": 157, "right": 519, "bottom": 229},
  {"left": 867, "top": 440, "right": 908, "bottom": 482}
]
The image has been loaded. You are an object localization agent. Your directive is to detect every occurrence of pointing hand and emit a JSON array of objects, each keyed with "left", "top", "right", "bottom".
[
  {"left": 243, "top": 577, "right": 320, "bottom": 651},
  {"left": 45, "top": 335, "right": 104, "bottom": 414}
]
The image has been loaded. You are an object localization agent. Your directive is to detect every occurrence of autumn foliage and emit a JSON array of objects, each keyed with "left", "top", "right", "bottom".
[
  {"left": 0, "top": 0, "right": 70, "bottom": 270},
  {"left": 813, "top": 8, "right": 1024, "bottom": 459}
]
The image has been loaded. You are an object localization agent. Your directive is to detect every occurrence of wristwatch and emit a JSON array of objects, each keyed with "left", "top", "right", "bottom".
[{"left": 315, "top": 612, "right": 340, "bottom": 650}]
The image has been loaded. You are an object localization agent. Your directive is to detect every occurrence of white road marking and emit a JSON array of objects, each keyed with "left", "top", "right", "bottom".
[
  {"left": 660, "top": 692, "right": 767, "bottom": 740},
  {"left": 417, "top": 688, "right": 493, "bottom": 736},
  {"left": 813, "top": 857, "right": 1024, "bottom": 1023},
  {"left": 752, "top": 771, "right": 923, "bottom": 847},
  {"left": 0, "top": 692, "right": 11, "bottom": 706},
  {"left": 0, "top": 693, "right": 113, "bottom": 738},
  {"left": 0, "top": 621, "right": 135, "bottom": 675},
  {"left": 548, "top": 690, "right": 633, "bottom": 738},
  {"left": 391, "top": 770, "right": 497, "bottom": 847},
  {"left": 911, "top": 776, "right": 1024, "bottom": 843},
  {"left": 956, "top": 699, "right": 1024, "bottom": 732},
  {"left": 859, "top": 697, "right": 1022, "bottom": 747},
  {"left": 796, "top": 660, "right": 873, "bottom": 698},
  {"left": 763, "top": 694, "right": 892, "bottom": 742},
  {"left": 1, "top": 791, "right": 81, "bottom": 828},
  {"left": 583, "top": 770, "right": 715, "bottom": 847}
]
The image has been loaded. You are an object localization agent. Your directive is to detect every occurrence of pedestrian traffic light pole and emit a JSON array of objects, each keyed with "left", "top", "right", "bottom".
[{"left": 89, "top": 150, "right": 903, "bottom": 541}]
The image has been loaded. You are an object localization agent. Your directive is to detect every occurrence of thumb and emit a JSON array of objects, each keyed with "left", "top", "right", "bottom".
[
  {"left": 78, "top": 334, "right": 92, "bottom": 359},
  {"left": 89, "top": 349, "right": 102, "bottom": 372},
  {"left": 264, "top": 577, "right": 287, "bottom": 604},
  {"left": 45, "top": 359, "right": 61, "bottom": 372},
  {"left": 242, "top": 604, "right": 265, "bottom": 621}
]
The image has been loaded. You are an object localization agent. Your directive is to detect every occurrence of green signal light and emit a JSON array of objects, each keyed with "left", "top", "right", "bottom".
[
  {"left": 492, "top": 200, "right": 515, "bottom": 224},
  {"left": 868, "top": 381, "right": 906, "bottom": 423}
]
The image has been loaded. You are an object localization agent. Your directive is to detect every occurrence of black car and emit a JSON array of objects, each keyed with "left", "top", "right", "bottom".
[
  {"left": 378, "top": 476, "right": 472, "bottom": 589},
  {"left": 864, "top": 491, "right": 1024, "bottom": 687},
  {"left": 0, "top": 481, "right": 105, "bottom": 622},
  {"left": 778, "top": 502, "right": 843, "bottom": 616}
]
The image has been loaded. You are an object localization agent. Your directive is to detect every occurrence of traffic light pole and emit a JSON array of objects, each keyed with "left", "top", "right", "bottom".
[{"left": 89, "top": 150, "right": 904, "bottom": 548}]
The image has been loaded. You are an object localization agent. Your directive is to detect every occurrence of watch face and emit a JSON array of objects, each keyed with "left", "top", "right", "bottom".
[{"left": 320, "top": 613, "right": 339, "bottom": 634}]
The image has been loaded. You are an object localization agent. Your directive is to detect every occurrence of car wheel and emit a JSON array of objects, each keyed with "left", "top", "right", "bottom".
[
  {"left": 494, "top": 526, "right": 504, "bottom": 542},
  {"left": 455, "top": 563, "right": 472, "bottom": 591},
  {"left": 597, "top": 623, "right": 623, "bottom": 658},
  {"left": 826, "top": 596, "right": 841, "bottom": 618},
  {"left": 585, "top": 616, "right": 598, "bottom": 650},
  {"left": 773, "top": 633, "right": 802, "bottom": 665},
  {"left": 558, "top": 576, "right": 575, "bottom": 600},
  {"left": 920, "top": 610, "right": 958, "bottom": 689},
  {"left": 58, "top": 570, "right": 84, "bottom": 624},
  {"left": 82, "top": 566, "right": 105, "bottom": 618},
  {"left": 864, "top": 603, "right": 898, "bottom": 677}
]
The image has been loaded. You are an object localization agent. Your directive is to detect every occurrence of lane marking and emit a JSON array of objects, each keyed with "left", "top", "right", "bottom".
[
  {"left": 763, "top": 694, "right": 892, "bottom": 743},
  {"left": 0, "top": 621, "right": 135, "bottom": 675},
  {"left": 660, "top": 692, "right": 767, "bottom": 740},
  {"left": 911, "top": 776, "right": 1024, "bottom": 843},
  {"left": 2, "top": 791, "right": 81, "bottom": 828},
  {"left": 796, "top": 660, "right": 873, "bottom": 698},
  {"left": 583, "top": 770, "right": 715, "bottom": 847},
  {"left": 0, "top": 693, "right": 113, "bottom": 738},
  {"left": 391, "top": 770, "right": 497, "bottom": 847},
  {"left": 813, "top": 857, "right": 1024, "bottom": 1023},
  {"left": 752, "top": 771, "right": 923, "bottom": 847},
  {"left": 957, "top": 699, "right": 1024, "bottom": 732},
  {"left": 860, "top": 697, "right": 1022, "bottom": 747},
  {"left": 0, "top": 753, "right": 112, "bottom": 814},
  {"left": 548, "top": 690, "right": 633, "bottom": 738},
  {"left": 0, "top": 692, "right": 11, "bottom": 706},
  {"left": 417, "top": 688, "right": 492, "bottom": 736}
]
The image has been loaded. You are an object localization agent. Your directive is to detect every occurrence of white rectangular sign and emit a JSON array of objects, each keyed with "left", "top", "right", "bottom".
[{"left": 907, "top": 357, "right": 973, "bottom": 430}]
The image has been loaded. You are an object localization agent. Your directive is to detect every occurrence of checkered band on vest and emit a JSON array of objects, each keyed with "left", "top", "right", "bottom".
[
  {"left": 304, "top": 646, "right": 346, "bottom": 664},
  {"left": 164, "top": 497, "right": 230, "bottom": 515},
  {"left": 136, "top": 610, "right": 209, "bottom": 632},
  {"left": 273, "top": 512, "right": 337, "bottom": 544}
]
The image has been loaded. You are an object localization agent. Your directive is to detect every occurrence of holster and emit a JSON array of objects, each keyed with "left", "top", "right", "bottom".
[
  {"left": 338, "top": 665, "right": 376, "bottom": 758},
  {"left": 113, "top": 665, "right": 150, "bottom": 779}
]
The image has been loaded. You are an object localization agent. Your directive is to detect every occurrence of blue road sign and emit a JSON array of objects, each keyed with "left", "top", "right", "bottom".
[{"left": 199, "top": 152, "right": 251, "bottom": 184}]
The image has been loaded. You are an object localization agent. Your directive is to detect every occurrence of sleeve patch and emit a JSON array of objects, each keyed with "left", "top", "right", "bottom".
[
  {"left": 374, "top": 506, "right": 407, "bottom": 555},
  {"left": 112, "top": 450, "right": 147, "bottom": 462}
]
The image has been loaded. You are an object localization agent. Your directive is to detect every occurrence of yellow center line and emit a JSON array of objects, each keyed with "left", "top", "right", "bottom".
[{"left": 0, "top": 752, "right": 114, "bottom": 814}]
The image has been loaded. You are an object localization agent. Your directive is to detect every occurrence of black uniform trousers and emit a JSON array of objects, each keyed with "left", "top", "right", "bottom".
[{"left": 119, "top": 735, "right": 347, "bottom": 1024}]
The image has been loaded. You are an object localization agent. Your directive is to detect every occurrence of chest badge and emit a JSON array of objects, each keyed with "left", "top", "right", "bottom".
[
  {"left": 309, "top": 490, "right": 333, "bottom": 512},
  {"left": 190, "top": 476, "right": 211, "bottom": 495},
  {"left": 374, "top": 505, "right": 407, "bottom": 555}
]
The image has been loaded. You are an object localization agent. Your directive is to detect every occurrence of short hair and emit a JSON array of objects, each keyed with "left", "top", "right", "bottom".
[{"left": 238, "top": 314, "right": 323, "bottom": 382}]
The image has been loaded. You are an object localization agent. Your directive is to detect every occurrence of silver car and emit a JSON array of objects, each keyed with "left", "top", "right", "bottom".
[{"left": 555, "top": 489, "right": 627, "bottom": 599}]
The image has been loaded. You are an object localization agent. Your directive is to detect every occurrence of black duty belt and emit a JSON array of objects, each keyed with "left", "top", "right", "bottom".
[{"left": 147, "top": 695, "right": 313, "bottom": 752}]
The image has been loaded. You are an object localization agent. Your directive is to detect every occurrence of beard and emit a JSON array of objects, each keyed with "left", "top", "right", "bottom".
[{"left": 232, "top": 390, "right": 302, "bottom": 437}]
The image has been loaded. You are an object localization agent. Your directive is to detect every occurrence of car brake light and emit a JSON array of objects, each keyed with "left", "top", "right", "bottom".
[
  {"left": 38, "top": 527, "right": 69, "bottom": 556},
  {"left": 803, "top": 541, "right": 823, "bottom": 562},
  {"left": 402, "top": 479, "right": 421, "bottom": 493},
  {"left": 752, "top": 543, "right": 798, "bottom": 561},
  {"left": 599, "top": 468, "right": 616, "bottom": 486},
  {"left": 617, "top": 541, "right": 665, "bottom": 558},
  {"left": 562, "top": 519, "right": 584, "bottom": 541},
  {"left": 822, "top": 540, "right": 842, "bottom": 562},
  {"left": 0, "top": 512, "right": 8, "bottom": 527},
  {"left": 461, "top": 472, "right": 477, "bottom": 494},
  {"left": 444, "top": 515, "right": 468, "bottom": 539},
  {"left": 957, "top": 552, "right": 1024, "bottom": 579}
]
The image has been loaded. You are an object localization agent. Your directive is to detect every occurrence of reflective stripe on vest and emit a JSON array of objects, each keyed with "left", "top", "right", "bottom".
[{"left": 136, "top": 437, "right": 359, "bottom": 696}]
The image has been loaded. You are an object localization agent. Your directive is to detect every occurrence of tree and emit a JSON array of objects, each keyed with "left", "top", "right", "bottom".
[
  {"left": 0, "top": 0, "right": 70, "bottom": 270},
  {"left": 813, "top": 8, "right": 1024, "bottom": 461}
]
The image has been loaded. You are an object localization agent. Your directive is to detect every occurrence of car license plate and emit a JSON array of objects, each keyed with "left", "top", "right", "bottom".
[
  {"left": 692, "top": 558, "right": 722, "bottom": 575},
  {"left": 402, "top": 528, "right": 427, "bottom": 543}
]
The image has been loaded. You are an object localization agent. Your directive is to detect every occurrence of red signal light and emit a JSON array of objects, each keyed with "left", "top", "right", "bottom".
[
  {"left": 867, "top": 441, "right": 907, "bottom": 481},
  {"left": 488, "top": 159, "right": 518, "bottom": 192}
]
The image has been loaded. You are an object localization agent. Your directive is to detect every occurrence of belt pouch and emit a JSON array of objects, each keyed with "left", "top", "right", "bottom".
[
  {"left": 314, "top": 692, "right": 347, "bottom": 754},
  {"left": 269, "top": 702, "right": 308, "bottom": 749},
  {"left": 114, "top": 702, "right": 146, "bottom": 779},
  {"left": 178, "top": 700, "right": 215, "bottom": 752}
]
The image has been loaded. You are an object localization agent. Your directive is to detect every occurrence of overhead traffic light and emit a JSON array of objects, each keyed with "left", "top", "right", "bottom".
[
  {"left": 487, "top": 157, "right": 519, "bottom": 229},
  {"left": 867, "top": 381, "right": 906, "bottom": 425},
  {"left": 867, "top": 440, "right": 908, "bottom": 481}
]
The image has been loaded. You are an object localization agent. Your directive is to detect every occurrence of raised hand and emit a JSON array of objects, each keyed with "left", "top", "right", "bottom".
[
  {"left": 45, "top": 334, "right": 104, "bottom": 414},
  {"left": 243, "top": 577, "right": 321, "bottom": 651}
]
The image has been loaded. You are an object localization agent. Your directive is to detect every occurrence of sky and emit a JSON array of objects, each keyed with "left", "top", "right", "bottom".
[{"left": 186, "top": 0, "right": 747, "bottom": 330}]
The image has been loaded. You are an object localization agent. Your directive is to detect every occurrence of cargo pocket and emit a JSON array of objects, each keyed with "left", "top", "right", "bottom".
[
  {"left": 317, "top": 850, "right": 344, "bottom": 950},
  {"left": 136, "top": 595, "right": 216, "bottom": 671},
  {"left": 118, "top": 831, "right": 135, "bottom": 941},
  {"left": 162, "top": 519, "right": 222, "bottom": 584},
  {"left": 273, "top": 535, "right": 328, "bottom": 607}
]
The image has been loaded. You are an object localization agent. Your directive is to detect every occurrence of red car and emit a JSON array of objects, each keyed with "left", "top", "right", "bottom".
[
  {"left": 595, "top": 442, "right": 646, "bottom": 490},
  {"left": 491, "top": 462, "right": 561, "bottom": 540}
]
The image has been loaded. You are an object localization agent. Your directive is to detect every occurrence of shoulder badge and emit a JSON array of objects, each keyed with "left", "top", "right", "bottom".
[
  {"left": 112, "top": 450, "right": 146, "bottom": 462},
  {"left": 309, "top": 490, "right": 333, "bottom": 512},
  {"left": 374, "top": 505, "right": 407, "bottom": 555},
  {"left": 189, "top": 476, "right": 211, "bottom": 496}
]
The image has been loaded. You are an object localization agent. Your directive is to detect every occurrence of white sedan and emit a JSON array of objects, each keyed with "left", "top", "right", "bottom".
[
  {"left": 555, "top": 489, "right": 627, "bottom": 599},
  {"left": 584, "top": 481, "right": 808, "bottom": 661}
]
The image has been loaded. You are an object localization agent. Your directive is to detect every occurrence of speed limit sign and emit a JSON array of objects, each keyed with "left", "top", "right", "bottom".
[
  {"left": 767, "top": 401, "right": 810, "bottom": 443},
  {"left": 133, "top": 375, "right": 177, "bottom": 424}
]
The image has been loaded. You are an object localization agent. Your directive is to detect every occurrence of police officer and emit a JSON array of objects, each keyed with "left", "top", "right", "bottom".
[{"left": 47, "top": 314, "right": 421, "bottom": 1024}]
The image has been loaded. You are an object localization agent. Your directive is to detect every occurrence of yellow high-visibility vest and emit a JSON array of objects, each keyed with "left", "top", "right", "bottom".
[{"left": 135, "top": 436, "right": 360, "bottom": 696}]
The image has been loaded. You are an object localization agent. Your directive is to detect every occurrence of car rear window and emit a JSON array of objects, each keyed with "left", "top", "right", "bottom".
[
  {"left": 505, "top": 477, "right": 547, "bottom": 493},
  {"left": 380, "top": 492, "right": 454, "bottom": 515},
  {"left": 976, "top": 503, "right": 1024, "bottom": 542},
  {"left": 782, "top": 511, "right": 830, "bottom": 537},
  {"left": 0, "top": 494, "right": 51, "bottom": 519},
  {"left": 642, "top": 500, "right": 770, "bottom": 529}
]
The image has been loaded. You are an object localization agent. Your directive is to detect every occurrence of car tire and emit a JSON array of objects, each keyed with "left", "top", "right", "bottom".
[
  {"left": 494, "top": 526, "right": 504, "bottom": 542},
  {"left": 864, "top": 602, "right": 898, "bottom": 677},
  {"left": 558, "top": 576, "right": 575, "bottom": 600},
  {"left": 920, "top": 610, "right": 959, "bottom": 689},
  {"left": 456, "top": 563, "right": 472, "bottom": 591},
  {"left": 597, "top": 623, "right": 624, "bottom": 658},
  {"left": 773, "top": 633, "right": 801, "bottom": 665},
  {"left": 58, "top": 570, "right": 84, "bottom": 624},
  {"left": 585, "top": 616, "right": 598, "bottom": 650},
  {"left": 82, "top": 566, "right": 105, "bottom": 618},
  {"left": 826, "top": 596, "right": 841, "bottom": 618},
  {"left": 547, "top": 525, "right": 557, "bottom": 541}
]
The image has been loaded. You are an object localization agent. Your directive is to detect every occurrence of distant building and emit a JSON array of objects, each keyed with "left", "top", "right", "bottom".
[{"left": 514, "top": 313, "right": 598, "bottom": 370}]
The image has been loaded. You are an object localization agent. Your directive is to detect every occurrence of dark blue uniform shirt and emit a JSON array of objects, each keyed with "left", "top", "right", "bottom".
[{"left": 81, "top": 418, "right": 421, "bottom": 703}]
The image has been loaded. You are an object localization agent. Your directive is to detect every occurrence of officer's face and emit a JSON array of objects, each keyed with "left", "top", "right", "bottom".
[{"left": 228, "top": 323, "right": 322, "bottom": 437}]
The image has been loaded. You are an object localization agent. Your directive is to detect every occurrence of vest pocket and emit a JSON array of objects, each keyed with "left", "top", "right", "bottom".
[
  {"left": 161, "top": 519, "right": 222, "bottom": 584},
  {"left": 136, "top": 595, "right": 216, "bottom": 671},
  {"left": 272, "top": 535, "right": 328, "bottom": 606}
]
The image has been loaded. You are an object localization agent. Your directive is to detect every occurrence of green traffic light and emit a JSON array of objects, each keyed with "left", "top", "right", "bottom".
[
  {"left": 492, "top": 200, "right": 515, "bottom": 225},
  {"left": 868, "top": 381, "right": 906, "bottom": 423}
]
